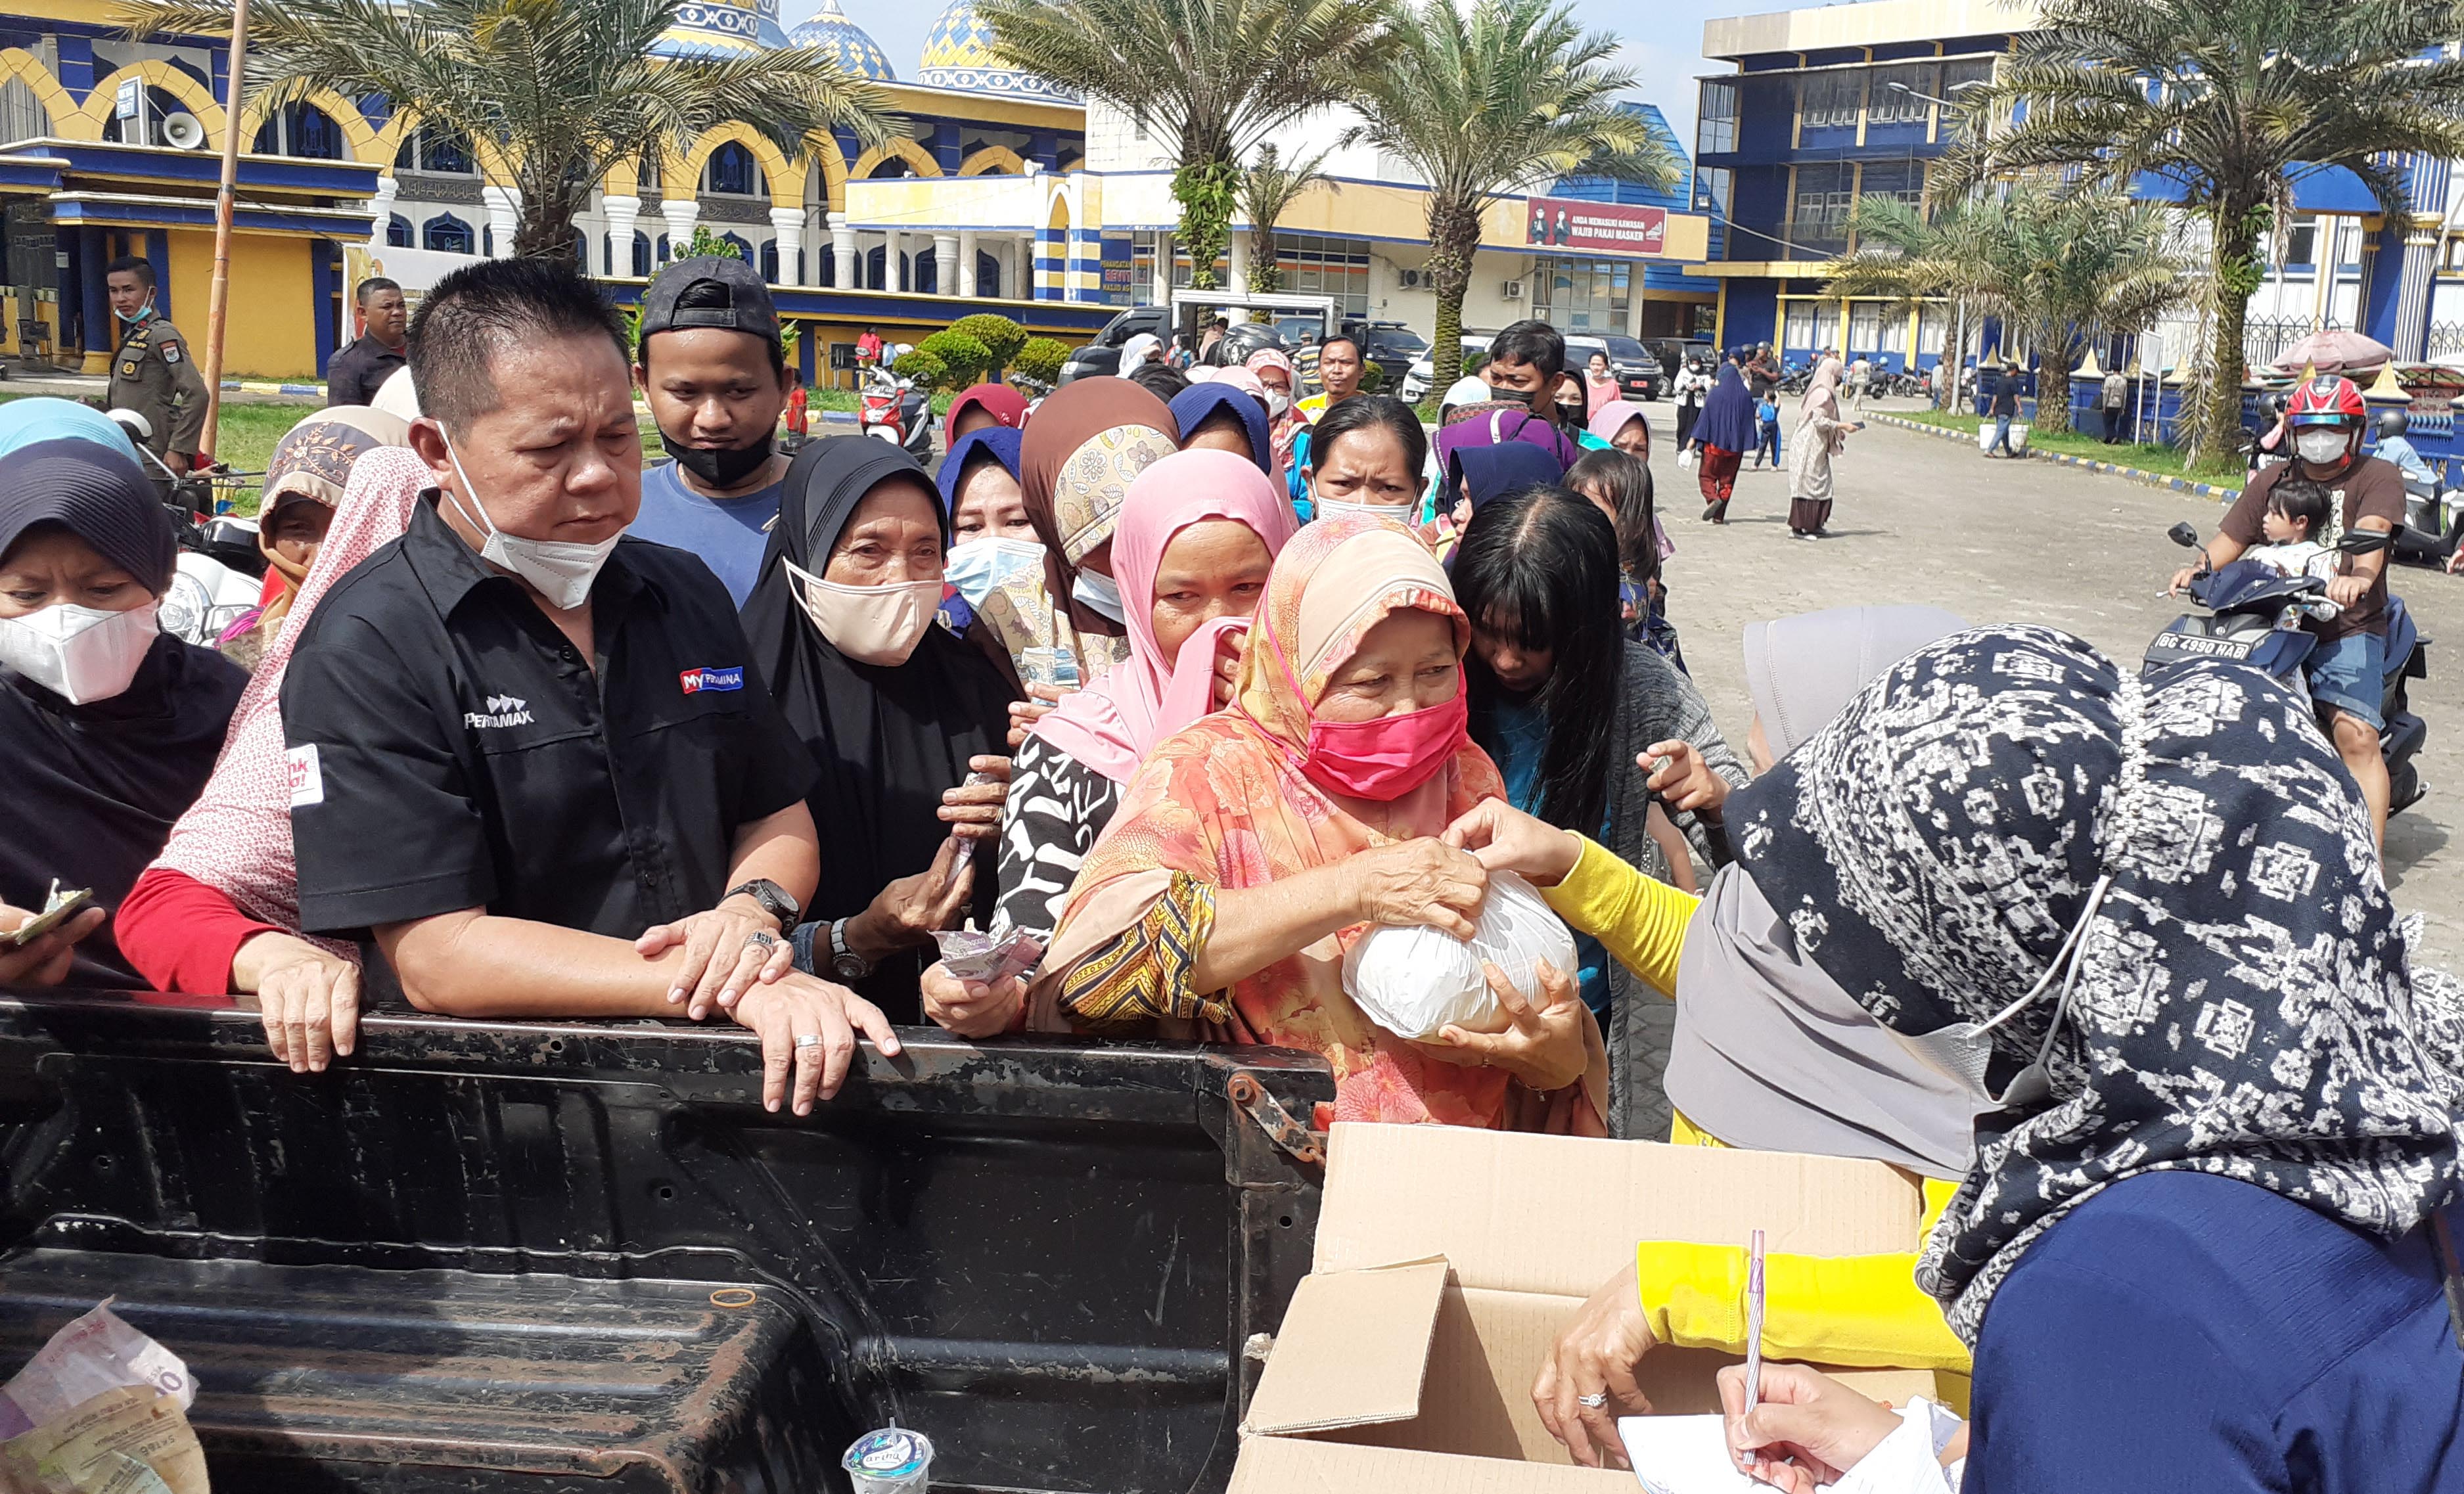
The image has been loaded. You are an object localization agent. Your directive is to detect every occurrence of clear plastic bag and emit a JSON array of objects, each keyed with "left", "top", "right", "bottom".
[{"left": 1342, "top": 871, "right": 1580, "bottom": 1041}]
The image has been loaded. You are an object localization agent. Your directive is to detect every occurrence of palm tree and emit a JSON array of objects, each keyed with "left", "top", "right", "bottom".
[
  {"left": 1948, "top": 186, "right": 2192, "bottom": 436},
  {"left": 980, "top": 0, "right": 1390, "bottom": 292},
  {"left": 1349, "top": 0, "right": 1677, "bottom": 392},
  {"left": 1238, "top": 143, "right": 1336, "bottom": 294},
  {"left": 128, "top": 0, "right": 887, "bottom": 259},
  {"left": 1821, "top": 196, "right": 1978, "bottom": 409},
  {"left": 1932, "top": 0, "right": 2464, "bottom": 454}
]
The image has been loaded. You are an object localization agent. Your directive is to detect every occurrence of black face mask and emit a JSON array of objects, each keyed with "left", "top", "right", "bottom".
[{"left": 661, "top": 430, "right": 775, "bottom": 489}]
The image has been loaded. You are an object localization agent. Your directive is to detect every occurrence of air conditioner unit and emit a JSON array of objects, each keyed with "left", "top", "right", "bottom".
[
  {"left": 1398, "top": 267, "right": 1428, "bottom": 290},
  {"left": 1500, "top": 279, "right": 1525, "bottom": 300}
]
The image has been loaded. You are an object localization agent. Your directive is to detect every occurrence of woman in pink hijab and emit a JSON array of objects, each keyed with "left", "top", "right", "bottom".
[
  {"left": 1246, "top": 347, "right": 1311, "bottom": 470},
  {"left": 916, "top": 447, "right": 1298, "bottom": 1038}
]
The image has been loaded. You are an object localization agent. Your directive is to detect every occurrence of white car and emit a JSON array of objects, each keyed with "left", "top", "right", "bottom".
[{"left": 1403, "top": 336, "right": 1493, "bottom": 403}]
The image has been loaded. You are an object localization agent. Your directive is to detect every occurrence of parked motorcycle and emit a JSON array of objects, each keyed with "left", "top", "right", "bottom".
[
  {"left": 858, "top": 364, "right": 934, "bottom": 461},
  {"left": 110, "top": 408, "right": 267, "bottom": 646},
  {"left": 2151, "top": 521, "right": 2428, "bottom": 813}
]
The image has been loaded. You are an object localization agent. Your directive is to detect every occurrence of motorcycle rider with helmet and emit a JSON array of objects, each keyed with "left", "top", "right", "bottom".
[
  {"left": 2373, "top": 409, "right": 2436, "bottom": 489},
  {"left": 2171, "top": 373, "right": 2404, "bottom": 847}
]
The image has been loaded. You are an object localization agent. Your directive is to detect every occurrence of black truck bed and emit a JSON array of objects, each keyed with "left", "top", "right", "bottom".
[{"left": 0, "top": 991, "right": 1333, "bottom": 1493}]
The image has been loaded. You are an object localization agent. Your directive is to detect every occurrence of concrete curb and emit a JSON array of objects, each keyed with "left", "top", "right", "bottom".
[
  {"left": 1867, "top": 411, "right": 2243, "bottom": 504},
  {"left": 226, "top": 379, "right": 324, "bottom": 397}
]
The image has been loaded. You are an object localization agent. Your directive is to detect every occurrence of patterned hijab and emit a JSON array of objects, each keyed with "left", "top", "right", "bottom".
[
  {"left": 256, "top": 407, "right": 411, "bottom": 614},
  {"left": 1726, "top": 625, "right": 2464, "bottom": 1343},
  {"left": 1018, "top": 376, "right": 1179, "bottom": 643}
]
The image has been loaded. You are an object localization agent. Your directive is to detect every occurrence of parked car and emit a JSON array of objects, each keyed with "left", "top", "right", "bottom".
[
  {"left": 1566, "top": 333, "right": 1666, "bottom": 403},
  {"left": 1343, "top": 320, "right": 1430, "bottom": 394},
  {"left": 1059, "top": 305, "right": 1170, "bottom": 384},
  {"left": 1402, "top": 335, "right": 1495, "bottom": 403},
  {"left": 1645, "top": 337, "right": 1716, "bottom": 382}
]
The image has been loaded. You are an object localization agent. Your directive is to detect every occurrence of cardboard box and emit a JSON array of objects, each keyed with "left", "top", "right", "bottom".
[{"left": 1231, "top": 1123, "right": 1944, "bottom": 1491}]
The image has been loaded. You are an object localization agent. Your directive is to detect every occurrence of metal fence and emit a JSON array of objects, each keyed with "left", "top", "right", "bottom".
[
  {"left": 2241, "top": 315, "right": 2341, "bottom": 371},
  {"left": 2429, "top": 323, "right": 2464, "bottom": 362}
]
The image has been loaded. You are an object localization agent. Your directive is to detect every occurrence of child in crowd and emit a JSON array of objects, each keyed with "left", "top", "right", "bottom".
[
  {"left": 1752, "top": 391, "right": 1782, "bottom": 470},
  {"left": 2243, "top": 480, "right": 2342, "bottom": 618}
]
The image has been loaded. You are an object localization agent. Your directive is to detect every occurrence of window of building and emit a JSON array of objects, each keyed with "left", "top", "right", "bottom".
[
  {"left": 1531, "top": 257, "right": 1631, "bottom": 332},
  {"left": 1857, "top": 158, "right": 1925, "bottom": 214},
  {"left": 704, "top": 142, "right": 765, "bottom": 198},
  {"left": 1799, "top": 70, "right": 1863, "bottom": 131},
  {"left": 1879, "top": 307, "right": 1909, "bottom": 356},
  {"left": 1781, "top": 300, "right": 1840, "bottom": 353},
  {"left": 2281, "top": 215, "right": 2317, "bottom": 268},
  {"left": 1694, "top": 166, "right": 1733, "bottom": 221},
  {"left": 1783, "top": 301, "right": 1818, "bottom": 350},
  {"left": 1789, "top": 163, "right": 1853, "bottom": 254},
  {"left": 760, "top": 238, "right": 779, "bottom": 283},
  {"left": 1848, "top": 302, "right": 1885, "bottom": 352},
  {"left": 0, "top": 78, "right": 47, "bottom": 144},
  {"left": 1697, "top": 79, "right": 1739, "bottom": 156},
  {"left": 1940, "top": 57, "right": 1995, "bottom": 95},
  {"left": 401, "top": 124, "right": 474, "bottom": 175},
  {"left": 422, "top": 213, "right": 474, "bottom": 254},
  {"left": 2443, "top": 235, "right": 2464, "bottom": 273},
  {"left": 252, "top": 101, "right": 345, "bottom": 160},
  {"left": 633, "top": 231, "right": 652, "bottom": 277},
  {"left": 1865, "top": 64, "right": 1936, "bottom": 127},
  {"left": 1277, "top": 233, "right": 1370, "bottom": 317},
  {"left": 386, "top": 213, "right": 411, "bottom": 248}
]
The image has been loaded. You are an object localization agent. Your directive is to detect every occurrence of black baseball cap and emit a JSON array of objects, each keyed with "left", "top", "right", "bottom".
[{"left": 638, "top": 256, "right": 780, "bottom": 351}]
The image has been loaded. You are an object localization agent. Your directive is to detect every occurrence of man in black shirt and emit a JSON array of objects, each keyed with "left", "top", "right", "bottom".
[
  {"left": 282, "top": 258, "right": 897, "bottom": 1114},
  {"left": 325, "top": 277, "right": 410, "bottom": 407}
]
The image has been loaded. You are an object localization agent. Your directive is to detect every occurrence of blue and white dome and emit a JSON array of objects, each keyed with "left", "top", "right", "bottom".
[
  {"left": 653, "top": 0, "right": 793, "bottom": 58},
  {"left": 917, "top": 0, "right": 1077, "bottom": 100},
  {"left": 787, "top": 0, "right": 898, "bottom": 81}
]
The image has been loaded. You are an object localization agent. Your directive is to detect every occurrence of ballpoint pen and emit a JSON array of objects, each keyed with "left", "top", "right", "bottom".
[{"left": 1742, "top": 1228, "right": 1767, "bottom": 1466}]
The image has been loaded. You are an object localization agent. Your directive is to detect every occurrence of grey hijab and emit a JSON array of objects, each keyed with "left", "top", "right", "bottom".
[{"left": 1742, "top": 605, "right": 1965, "bottom": 759}]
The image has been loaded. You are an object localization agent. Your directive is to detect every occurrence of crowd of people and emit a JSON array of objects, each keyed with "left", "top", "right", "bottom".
[{"left": 1, "top": 250, "right": 2461, "bottom": 1489}]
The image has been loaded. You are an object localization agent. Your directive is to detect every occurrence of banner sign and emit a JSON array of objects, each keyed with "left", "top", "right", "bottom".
[{"left": 1524, "top": 197, "right": 1668, "bottom": 256}]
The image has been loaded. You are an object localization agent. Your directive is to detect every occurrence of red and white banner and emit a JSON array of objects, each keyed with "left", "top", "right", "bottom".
[{"left": 1524, "top": 196, "right": 1668, "bottom": 256}]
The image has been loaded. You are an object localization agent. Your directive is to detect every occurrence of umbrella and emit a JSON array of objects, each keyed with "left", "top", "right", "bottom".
[{"left": 2271, "top": 328, "right": 2394, "bottom": 376}]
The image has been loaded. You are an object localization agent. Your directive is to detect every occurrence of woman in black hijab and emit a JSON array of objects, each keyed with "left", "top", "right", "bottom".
[
  {"left": 0, "top": 438, "right": 246, "bottom": 987},
  {"left": 741, "top": 437, "right": 1016, "bottom": 1023}
]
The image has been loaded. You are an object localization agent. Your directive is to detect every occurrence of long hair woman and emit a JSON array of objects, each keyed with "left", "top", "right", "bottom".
[{"left": 1451, "top": 486, "right": 1745, "bottom": 1139}]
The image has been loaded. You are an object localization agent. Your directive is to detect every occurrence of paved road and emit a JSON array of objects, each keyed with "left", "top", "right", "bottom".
[{"left": 1639, "top": 397, "right": 2464, "bottom": 963}]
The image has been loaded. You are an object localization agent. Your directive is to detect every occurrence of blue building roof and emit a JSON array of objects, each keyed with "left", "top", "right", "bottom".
[
  {"left": 1553, "top": 102, "right": 1720, "bottom": 294},
  {"left": 785, "top": 0, "right": 897, "bottom": 80}
]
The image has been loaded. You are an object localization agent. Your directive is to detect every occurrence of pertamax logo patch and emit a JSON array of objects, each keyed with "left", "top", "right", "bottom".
[{"left": 466, "top": 694, "right": 535, "bottom": 729}]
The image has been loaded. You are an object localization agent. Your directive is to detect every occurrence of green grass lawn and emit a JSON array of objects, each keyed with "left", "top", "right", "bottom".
[{"left": 1893, "top": 407, "right": 2247, "bottom": 489}]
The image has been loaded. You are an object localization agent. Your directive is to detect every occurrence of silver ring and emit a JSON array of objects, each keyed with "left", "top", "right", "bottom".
[
  {"left": 794, "top": 1033, "right": 823, "bottom": 1049},
  {"left": 744, "top": 930, "right": 779, "bottom": 950},
  {"left": 1576, "top": 1392, "right": 1608, "bottom": 1409}
]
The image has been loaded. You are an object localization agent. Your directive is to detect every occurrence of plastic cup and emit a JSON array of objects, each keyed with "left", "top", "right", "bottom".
[{"left": 842, "top": 1427, "right": 933, "bottom": 1494}]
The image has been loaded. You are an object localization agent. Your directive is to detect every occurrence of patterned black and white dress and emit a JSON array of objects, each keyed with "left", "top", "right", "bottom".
[{"left": 993, "top": 729, "right": 1124, "bottom": 943}]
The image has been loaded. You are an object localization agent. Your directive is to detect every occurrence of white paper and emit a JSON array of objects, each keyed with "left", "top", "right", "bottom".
[{"left": 1620, "top": 1416, "right": 1769, "bottom": 1494}]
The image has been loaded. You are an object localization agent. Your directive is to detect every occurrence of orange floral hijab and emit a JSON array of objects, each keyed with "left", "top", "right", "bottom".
[{"left": 1047, "top": 517, "right": 1603, "bottom": 1131}]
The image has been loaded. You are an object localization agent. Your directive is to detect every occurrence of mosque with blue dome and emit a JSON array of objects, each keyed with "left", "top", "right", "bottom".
[{"left": 649, "top": 0, "right": 1077, "bottom": 102}]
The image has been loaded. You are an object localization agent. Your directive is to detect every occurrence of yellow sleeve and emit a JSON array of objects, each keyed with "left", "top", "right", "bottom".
[
  {"left": 1538, "top": 836, "right": 1697, "bottom": 995},
  {"left": 1632, "top": 1177, "right": 1970, "bottom": 1372}
]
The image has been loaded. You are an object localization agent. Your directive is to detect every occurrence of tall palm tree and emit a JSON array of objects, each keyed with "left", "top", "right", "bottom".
[
  {"left": 1948, "top": 186, "right": 2192, "bottom": 435},
  {"left": 1349, "top": 0, "right": 1677, "bottom": 392},
  {"left": 1932, "top": 0, "right": 2464, "bottom": 454},
  {"left": 1821, "top": 196, "right": 1978, "bottom": 409},
  {"left": 129, "top": 0, "right": 887, "bottom": 259},
  {"left": 1238, "top": 143, "right": 1336, "bottom": 294},
  {"left": 980, "top": 0, "right": 1390, "bottom": 292}
]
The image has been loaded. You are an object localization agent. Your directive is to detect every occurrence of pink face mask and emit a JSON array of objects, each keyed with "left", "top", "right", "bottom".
[
  {"left": 1262, "top": 613, "right": 1469, "bottom": 802},
  {"left": 1301, "top": 692, "right": 1469, "bottom": 802}
]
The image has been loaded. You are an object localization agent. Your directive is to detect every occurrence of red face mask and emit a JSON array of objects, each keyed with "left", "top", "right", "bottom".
[{"left": 1300, "top": 692, "right": 1469, "bottom": 802}]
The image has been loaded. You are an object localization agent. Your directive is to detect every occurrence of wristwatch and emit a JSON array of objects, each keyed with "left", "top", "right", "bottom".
[
  {"left": 725, "top": 878, "right": 801, "bottom": 933},
  {"left": 828, "top": 919, "right": 875, "bottom": 982}
]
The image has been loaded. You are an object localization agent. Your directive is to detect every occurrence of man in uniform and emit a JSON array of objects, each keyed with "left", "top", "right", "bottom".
[
  {"left": 325, "top": 277, "right": 409, "bottom": 407},
  {"left": 104, "top": 256, "right": 209, "bottom": 472}
]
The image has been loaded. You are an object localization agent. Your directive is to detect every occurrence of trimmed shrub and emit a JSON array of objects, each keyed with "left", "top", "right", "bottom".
[
  {"left": 917, "top": 329, "right": 990, "bottom": 389},
  {"left": 1015, "top": 336, "right": 1071, "bottom": 386},
  {"left": 948, "top": 313, "right": 1027, "bottom": 373},
  {"left": 892, "top": 347, "right": 947, "bottom": 388}
]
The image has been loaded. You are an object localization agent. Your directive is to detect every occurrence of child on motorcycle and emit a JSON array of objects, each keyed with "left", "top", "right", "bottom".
[{"left": 2242, "top": 482, "right": 2341, "bottom": 620}]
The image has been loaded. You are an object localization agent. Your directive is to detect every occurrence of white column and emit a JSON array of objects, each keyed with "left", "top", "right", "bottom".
[
  {"left": 1227, "top": 231, "right": 1251, "bottom": 295},
  {"left": 602, "top": 194, "right": 641, "bottom": 277},
  {"left": 660, "top": 198, "right": 700, "bottom": 263},
  {"left": 480, "top": 185, "right": 520, "bottom": 259},
  {"left": 769, "top": 206, "right": 806, "bottom": 286},
  {"left": 365, "top": 174, "right": 399, "bottom": 254},
  {"left": 829, "top": 212, "right": 857, "bottom": 288},
  {"left": 883, "top": 229, "right": 904, "bottom": 291},
  {"left": 934, "top": 233, "right": 961, "bottom": 298},
  {"left": 957, "top": 230, "right": 978, "bottom": 298}
]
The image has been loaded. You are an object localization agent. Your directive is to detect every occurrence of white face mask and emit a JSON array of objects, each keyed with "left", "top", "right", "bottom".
[
  {"left": 942, "top": 537, "right": 1044, "bottom": 609},
  {"left": 785, "top": 557, "right": 940, "bottom": 666},
  {"left": 0, "top": 600, "right": 161, "bottom": 704},
  {"left": 1314, "top": 496, "right": 1409, "bottom": 522},
  {"left": 2295, "top": 429, "right": 2352, "bottom": 466},
  {"left": 440, "top": 430, "right": 622, "bottom": 611},
  {"left": 1071, "top": 568, "right": 1127, "bottom": 624},
  {"left": 1264, "top": 389, "right": 1291, "bottom": 419}
]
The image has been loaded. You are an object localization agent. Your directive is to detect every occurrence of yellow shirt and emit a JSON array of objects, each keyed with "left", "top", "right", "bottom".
[{"left": 1538, "top": 838, "right": 1973, "bottom": 1374}]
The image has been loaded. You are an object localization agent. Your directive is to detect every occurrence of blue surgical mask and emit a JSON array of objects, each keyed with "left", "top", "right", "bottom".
[
  {"left": 114, "top": 298, "right": 154, "bottom": 326},
  {"left": 1071, "top": 568, "right": 1126, "bottom": 623},
  {"left": 944, "top": 536, "right": 1043, "bottom": 608}
]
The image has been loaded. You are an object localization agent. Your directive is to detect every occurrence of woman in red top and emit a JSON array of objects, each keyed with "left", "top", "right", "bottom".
[{"left": 115, "top": 445, "right": 426, "bottom": 1071}]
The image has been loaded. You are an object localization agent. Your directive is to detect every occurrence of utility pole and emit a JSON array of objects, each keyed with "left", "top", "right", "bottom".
[{"left": 198, "top": 0, "right": 250, "bottom": 462}]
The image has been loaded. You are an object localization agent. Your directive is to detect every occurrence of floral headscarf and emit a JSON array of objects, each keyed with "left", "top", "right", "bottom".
[{"left": 1018, "top": 376, "right": 1179, "bottom": 648}]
